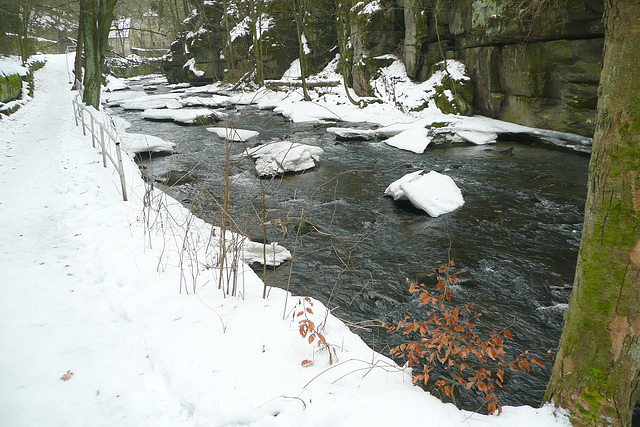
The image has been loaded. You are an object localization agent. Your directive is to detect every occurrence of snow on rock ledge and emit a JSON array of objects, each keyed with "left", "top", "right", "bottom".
[
  {"left": 245, "top": 141, "right": 324, "bottom": 177},
  {"left": 385, "top": 170, "right": 464, "bottom": 217}
]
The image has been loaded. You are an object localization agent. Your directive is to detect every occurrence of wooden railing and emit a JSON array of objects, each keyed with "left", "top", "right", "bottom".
[{"left": 72, "top": 79, "right": 128, "bottom": 201}]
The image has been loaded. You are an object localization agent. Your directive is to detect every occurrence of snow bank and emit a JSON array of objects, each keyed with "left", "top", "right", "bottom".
[
  {"left": 385, "top": 170, "right": 465, "bottom": 217},
  {"left": 245, "top": 141, "right": 324, "bottom": 176}
]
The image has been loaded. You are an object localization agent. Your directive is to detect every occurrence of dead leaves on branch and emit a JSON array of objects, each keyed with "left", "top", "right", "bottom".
[
  {"left": 387, "top": 260, "right": 545, "bottom": 415},
  {"left": 296, "top": 297, "right": 337, "bottom": 366}
]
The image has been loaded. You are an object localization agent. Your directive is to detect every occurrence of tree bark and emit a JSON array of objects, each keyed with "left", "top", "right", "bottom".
[
  {"left": 81, "top": 0, "right": 117, "bottom": 108},
  {"left": 545, "top": 0, "right": 640, "bottom": 425}
]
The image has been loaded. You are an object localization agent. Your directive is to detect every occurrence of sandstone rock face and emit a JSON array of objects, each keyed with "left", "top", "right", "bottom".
[
  {"left": 163, "top": 0, "right": 603, "bottom": 135},
  {"left": 445, "top": 0, "right": 604, "bottom": 136}
]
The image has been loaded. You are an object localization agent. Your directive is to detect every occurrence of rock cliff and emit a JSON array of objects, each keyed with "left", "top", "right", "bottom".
[{"left": 163, "top": 0, "right": 603, "bottom": 136}]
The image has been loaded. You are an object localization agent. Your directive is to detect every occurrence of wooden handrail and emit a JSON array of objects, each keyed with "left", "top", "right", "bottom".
[{"left": 71, "top": 89, "right": 128, "bottom": 201}]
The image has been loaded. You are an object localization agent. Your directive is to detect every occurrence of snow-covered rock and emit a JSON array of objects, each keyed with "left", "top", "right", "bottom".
[
  {"left": 180, "top": 95, "right": 230, "bottom": 108},
  {"left": 274, "top": 101, "right": 341, "bottom": 123},
  {"left": 207, "top": 127, "right": 259, "bottom": 142},
  {"left": 241, "top": 240, "right": 291, "bottom": 266},
  {"left": 327, "top": 127, "right": 378, "bottom": 141},
  {"left": 102, "top": 90, "right": 149, "bottom": 106},
  {"left": 384, "top": 127, "right": 433, "bottom": 153},
  {"left": 104, "top": 75, "right": 129, "bottom": 92},
  {"left": 142, "top": 108, "right": 225, "bottom": 124},
  {"left": 455, "top": 130, "right": 498, "bottom": 145},
  {"left": 245, "top": 141, "right": 324, "bottom": 177},
  {"left": 119, "top": 132, "right": 176, "bottom": 155},
  {"left": 120, "top": 94, "right": 182, "bottom": 110},
  {"left": 385, "top": 170, "right": 464, "bottom": 217}
]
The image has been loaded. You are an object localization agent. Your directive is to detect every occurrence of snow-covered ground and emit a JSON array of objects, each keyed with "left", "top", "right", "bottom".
[{"left": 0, "top": 54, "right": 571, "bottom": 426}]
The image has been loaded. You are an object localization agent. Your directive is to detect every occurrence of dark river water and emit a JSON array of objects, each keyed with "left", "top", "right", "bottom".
[{"left": 111, "top": 83, "right": 589, "bottom": 412}]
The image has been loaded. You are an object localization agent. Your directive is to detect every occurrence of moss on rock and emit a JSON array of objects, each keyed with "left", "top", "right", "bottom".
[{"left": 0, "top": 74, "right": 22, "bottom": 103}]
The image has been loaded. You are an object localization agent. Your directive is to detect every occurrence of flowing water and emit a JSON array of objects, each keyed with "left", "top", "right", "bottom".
[{"left": 112, "top": 84, "right": 589, "bottom": 411}]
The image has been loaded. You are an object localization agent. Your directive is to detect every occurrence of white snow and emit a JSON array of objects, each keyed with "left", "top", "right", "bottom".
[
  {"left": 104, "top": 75, "right": 129, "bottom": 92},
  {"left": 385, "top": 171, "right": 465, "bottom": 217},
  {"left": 383, "top": 127, "right": 433, "bottom": 153},
  {"left": 282, "top": 58, "right": 302, "bottom": 80},
  {"left": 141, "top": 108, "right": 225, "bottom": 124},
  {"left": 120, "top": 93, "right": 183, "bottom": 110},
  {"left": 180, "top": 94, "right": 229, "bottom": 108},
  {"left": 245, "top": 141, "right": 324, "bottom": 176},
  {"left": 230, "top": 16, "right": 251, "bottom": 42},
  {"left": 206, "top": 127, "right": 259, "bottom": 142},
  {"left": 455, "top": 130, "right": 498, "bottom": 145},
  {"left": 119, "top": 132, "right": 176, "bottom": 154},
  {"left": 326, "top": 127, "right": 378, "bottom": 140},
  {"left": 361, "top": 0, "right": 382, "bottom": 14},
  {"left": 0, "top": 53, "right": 575, "bottom": 427},
  {"left": 0, "top": 56, "right": 29, "bottom": 77},
  {"left": 184, "top": 57, "right": 204, "bottom": 77},
  {"left": 102, "top": 90, "right": 149, "bottom": 106}
]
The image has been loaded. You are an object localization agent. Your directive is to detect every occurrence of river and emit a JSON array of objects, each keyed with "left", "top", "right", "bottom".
[{"left": 111, "top": 83, "right": 589, "bottom": 412}]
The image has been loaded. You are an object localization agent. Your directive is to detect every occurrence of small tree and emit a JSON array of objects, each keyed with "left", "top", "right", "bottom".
[{"left": 387, "top": 260, "right": 544, "bottom": 414}]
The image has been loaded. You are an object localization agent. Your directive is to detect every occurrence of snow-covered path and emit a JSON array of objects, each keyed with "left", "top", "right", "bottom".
[
  {"left": 0, "top": 56, "right": 194, "bottom": 425},
  {"left": 0, "top": 55, "right": 569, "bottom": 426}
]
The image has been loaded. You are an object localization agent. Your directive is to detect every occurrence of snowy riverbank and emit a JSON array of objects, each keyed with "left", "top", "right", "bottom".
[{"left": 0, "top": 54, "right": 570, "bottom": 426}]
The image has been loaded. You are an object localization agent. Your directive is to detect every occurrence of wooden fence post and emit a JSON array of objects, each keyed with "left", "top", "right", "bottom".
[
  {"left": 99, "top": 124, "right": 107, "bottom": 168},
  {"left": 115, "top": 141, "right": 128, "bottom": 202},
  {"left": 90, "top": 113, "right": 96, "bottom": 148}
]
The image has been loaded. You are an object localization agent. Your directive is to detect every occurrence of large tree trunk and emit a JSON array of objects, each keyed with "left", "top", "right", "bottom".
[
  {"left": 81, "top": 0, "right": 117, "bottom": 108},
  {"left": 545, "top": 0, "right": 640, "bottom": 425}
]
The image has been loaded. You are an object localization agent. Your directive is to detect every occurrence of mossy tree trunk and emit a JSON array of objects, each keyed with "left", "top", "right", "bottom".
[
  {"left": 81, "top": 0, "right": 117, "bottom": 108},
  {"left": 545, "top": 1, "right": 640, "bottom": 425}
]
